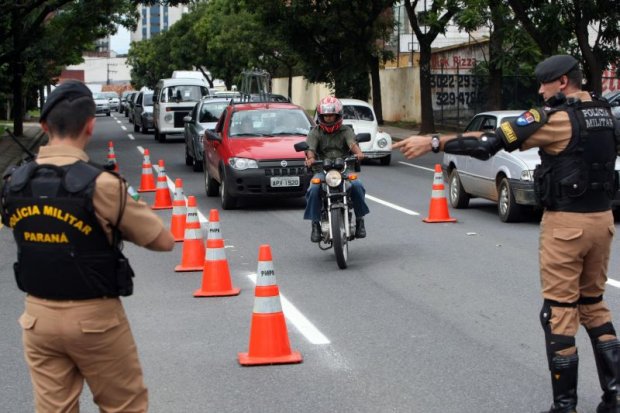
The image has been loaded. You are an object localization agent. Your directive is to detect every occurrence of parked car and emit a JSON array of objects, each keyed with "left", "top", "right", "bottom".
[
  {"left": 183, "top": 97, "right": 230, "bottom": 172},
  {"left": 339, "top": 98, "right": 392, "bottom": 165},
  {"left": 127, "top": 92, "right": 138, "bottom": 123},
  {"left": 120, "top": 90, "right": 134, "bottom": 115},
  {"left": 133, "top": 91, "right": 154, "bottom": 134},
  {"left": 92, "top": 93, "right": 111, "bottom": 117},
  {"left": 603, "top": 90, "right": 620, "bottom": 120},
  {"left": 103, "top": 92, "right": 120, "bottom": 111},
  {"left": 202, "top": 100, "right": 314, "bottom": 209},
  {"left": 442, "top": 110, "right": 620, "bottom": 222}
]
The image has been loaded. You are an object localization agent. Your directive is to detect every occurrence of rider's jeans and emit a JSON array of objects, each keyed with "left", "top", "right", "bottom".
[{"left": 303, "top": 172, "right": 370, "bottom": 222}]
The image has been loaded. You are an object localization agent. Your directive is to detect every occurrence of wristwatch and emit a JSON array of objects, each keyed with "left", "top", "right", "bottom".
[{"left": 431, "top": 134, "right": 441, "bottom": 153}]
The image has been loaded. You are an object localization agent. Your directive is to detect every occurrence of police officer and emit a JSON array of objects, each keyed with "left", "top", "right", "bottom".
[
  {"left": 394, "top": 55, "right": 620, "bottom": 413},
  {"left": 304, "top": 96, "right": 369, "bottom": 241},
  {"left": 1, "top": 80, "right": 175, "bottom": 412}
]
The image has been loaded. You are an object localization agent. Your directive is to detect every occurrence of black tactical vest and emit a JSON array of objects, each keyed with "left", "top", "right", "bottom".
[
  {"left": 1, "top": 161, "right": 133, "bottom": 299},
  {"left": 534, "top": 97, "right": 618, "bottom": 212}
]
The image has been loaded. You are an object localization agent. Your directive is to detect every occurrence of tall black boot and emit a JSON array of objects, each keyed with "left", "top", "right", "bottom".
[
  {"left": 546, "top": 353, "right": 579, "bottom": 413},
  {"left": 311, "top": 221, "right": 321, "bottom": 243},
  {"left": 592, "top": 339, "right": 620, "bottom": 413}
]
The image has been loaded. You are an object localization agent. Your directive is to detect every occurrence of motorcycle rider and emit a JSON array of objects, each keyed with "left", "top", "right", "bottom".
[{"left": 303, "top": 96, "right": 370, "bottom": 242}]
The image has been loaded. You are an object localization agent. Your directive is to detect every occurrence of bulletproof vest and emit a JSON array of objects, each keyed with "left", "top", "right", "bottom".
[
  {"left": 534, "top": 98, "right": 618, "bottom": 212},
  {"left": 1, "top": 160, "right": 133, "bottom": 299}
]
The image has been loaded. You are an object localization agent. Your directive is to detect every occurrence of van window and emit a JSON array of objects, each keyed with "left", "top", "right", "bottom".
[{"left": 160, "top": 85, "right": 208, "bottom": 103}]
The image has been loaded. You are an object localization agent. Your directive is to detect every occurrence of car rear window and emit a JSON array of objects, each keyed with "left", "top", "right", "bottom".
[{"left": 200, "top": 102, "right": 228, "bottom": 122}]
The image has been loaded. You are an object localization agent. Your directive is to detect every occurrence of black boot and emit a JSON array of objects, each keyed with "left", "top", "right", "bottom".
[
  {"left": 592, "top": 339, "right": 620, "bottom": 413},
  {"left": 355, "top": 218, "right": 366, "bottom": 238},
  {"left": 311, "top": 221, "right": 321, "bottom": 242},
  {"left": 546, "top": 353, "right": 579, "bottom": 413}
]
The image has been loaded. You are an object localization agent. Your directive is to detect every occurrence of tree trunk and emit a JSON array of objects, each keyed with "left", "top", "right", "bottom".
[
  {"left": 487, "top": 0, "right": 503, "bottom": 110},
  {"left": 287, "top": 65, "right": 293, "bottom": 100},
  {"left": 11, "top": 7, "right": 24, "bottom": 136},
  {"left": 418, "top": 42, "right": 436, "bottom": 134},
  {"left": 370, "top": 55, "right": 383, "bottom": 125}
]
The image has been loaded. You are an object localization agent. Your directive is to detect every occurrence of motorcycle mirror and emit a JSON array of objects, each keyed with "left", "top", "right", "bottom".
[
  {"left": 334, "top": 158, "right": 344, "bottom": 169},
  {"left": 294, "top": 141, "right": 309, "bottom": 152},
  {"left": 355, "top": 133, "right": 371, "bottom": 143}
]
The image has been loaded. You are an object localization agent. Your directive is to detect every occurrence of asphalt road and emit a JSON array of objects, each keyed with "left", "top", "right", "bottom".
[{"left": 2, "top": 113, "right": 620, "bottom": 413}]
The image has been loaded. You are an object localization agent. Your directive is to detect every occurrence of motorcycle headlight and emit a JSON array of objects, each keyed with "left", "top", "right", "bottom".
[
  {"left": 228, "top": 157, "right": 258, "bottom": 170},
  {"left": 325, "top": 170, "right": 342, "bottom": 187}
]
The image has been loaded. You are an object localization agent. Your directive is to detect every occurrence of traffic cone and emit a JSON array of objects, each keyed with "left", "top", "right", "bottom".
[
  {"left": 423, "top": 164, "right": 457, "bottom": 223},
  {"left": 170, "top": 178, "right": 187, "bottom": 242},
  {"left": 194, "top": 209, "right": 240, "bottom": 297},
  {"left": 174, "top": 196, "right": 205, "bottom": 272},
  {"left": 138, "top": 149, "right": 156, "bottom": 193},
  {"left": 107, "top": 141, "right": 119, "bottom": 172},
  {"left": 151, "top": 160, "right": 173, "bottom": 210},
  {"left": 238, "top": 244, "right": 302, "bottom": 366}
]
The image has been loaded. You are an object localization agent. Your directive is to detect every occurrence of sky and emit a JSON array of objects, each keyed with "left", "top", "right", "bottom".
[{"left": 110, "top": 26, "right": 131, "bottom": 54}]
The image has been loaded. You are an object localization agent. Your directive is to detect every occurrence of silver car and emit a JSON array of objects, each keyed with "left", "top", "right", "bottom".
[
  {"left": 183, "top": 97, "right": 229, "bottom": 172},
  {"left": 442, "top": 110, "right": 620, "bottom": 222}
]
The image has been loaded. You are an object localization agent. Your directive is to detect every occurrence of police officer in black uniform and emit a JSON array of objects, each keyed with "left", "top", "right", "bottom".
[
  {"left": 1, "top": 81, "right": 174, "bottom": 412},
  {"left": 394, "top": 55, "right": 620, "bottom": 412}
]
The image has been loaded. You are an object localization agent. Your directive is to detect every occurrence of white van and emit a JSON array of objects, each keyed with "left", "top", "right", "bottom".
[{"left": 153, "top": 78, "right": 209, "bottom": 142}]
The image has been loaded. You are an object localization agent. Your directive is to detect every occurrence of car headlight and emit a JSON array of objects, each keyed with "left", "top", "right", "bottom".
[
  {"left": 164, "top": 114, "right": 173, "bottom": 122},
  {"left": 228, "top": 157, "right": 258, "bottom": 170},
  {"left": 325, "top": 170, "right": 342, "bottom": 187},
  {"left": 377, "top": 137, "right": 388, "bottom": 148},
  {"left": 521, "top": 169, "right": 535, "bottom": 181}
]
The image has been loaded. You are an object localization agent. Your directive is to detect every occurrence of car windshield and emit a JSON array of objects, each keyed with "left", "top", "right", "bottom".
[
  {"left": 199, "top": 102, "right": 227, "bottom": 123},
  {"left": 229, "top": 109, "right": 311, "bottom": 137},
  {"left": 343, "top": 105, "right": 374, "bottom": 121},
  {"left": 466, "top": 115, "right": 518, "bottom": 132},
  {"left": 92, "top": 93, "right": 107, "bottom": 100},
  {"left": 143, "top": 94, "right": 153, "bottom": 106},
  {"left": 160, "top": 85, "right": 208, "bottom": 103}
]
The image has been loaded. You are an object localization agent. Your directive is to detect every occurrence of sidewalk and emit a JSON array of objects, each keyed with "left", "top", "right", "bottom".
[{"left": 0, "top": 123, "right": 48, "bottom": 176}]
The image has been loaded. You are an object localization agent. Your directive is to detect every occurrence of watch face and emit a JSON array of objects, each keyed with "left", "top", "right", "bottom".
[{"left": 432, "top": 136, "right": 440, "bottom": 151}]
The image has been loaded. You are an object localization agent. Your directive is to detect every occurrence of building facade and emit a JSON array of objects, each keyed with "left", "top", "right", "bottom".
[{"left": 130, "top": 4, "right": 188, "bottom": 43}]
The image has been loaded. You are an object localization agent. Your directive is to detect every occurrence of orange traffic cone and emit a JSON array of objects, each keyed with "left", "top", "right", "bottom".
[
  {"left": 138, "top": 149, "right": 156, "bottom": 193},
  {"left": 170, "top": 178, "right": 187, "bottom": 242},
  {"left": 423, "top": 164, "right": 457, "bottom": 223},
  {"left": 194, "top": 209, "right": 240, "bottom": 297},
  {"left": 107, "top": 141, "right": 119, "bottom": 172},
  {"left": 174, "top": 196, "right": 205, "bottom": 272},
  {"left": 151, "top": 160, "right": 173, "bottom": 210},
  {"left": 238, "top": 244, "right": 302, "bottom": 366}
]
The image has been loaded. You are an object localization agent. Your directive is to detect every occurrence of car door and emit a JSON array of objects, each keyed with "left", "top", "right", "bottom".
[
  {"left": 185, "top": 103, "right": 199, "bottom": 157},
  {"left": 465, "top": 114, "right": 499, "bottom": 199},
  {"left": 204, "top": 108, "right": 227, "bottom": 183},
  {"left": 134, "top": 92, "right": 144, "bottom": 127}
]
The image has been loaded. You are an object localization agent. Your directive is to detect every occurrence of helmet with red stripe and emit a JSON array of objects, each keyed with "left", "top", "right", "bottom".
[{"left": 316, "top": 96, "right": 343, "bottom": 133}]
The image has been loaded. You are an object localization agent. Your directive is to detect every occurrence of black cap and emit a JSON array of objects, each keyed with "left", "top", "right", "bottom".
[
  {"left": 534, "top": 55, "right": 579, "bottom": 83},
  {"left": 40, "top": 80, "right": 93, "bottom": 122}
]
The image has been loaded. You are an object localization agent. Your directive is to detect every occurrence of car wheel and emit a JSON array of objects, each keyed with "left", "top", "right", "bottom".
[
  {"left": 498, "top": 177, "right": 523, "bottom": 223},
  {"left": 448, "top": 169, "right": 470, "bottom": 208},
  {"left": 204, "top": 159, "right": 219, "bottom": 197},
  {"left": 220, "top": 171, "right": 237, "bottom": 210},
  {"left": 192, "top": 157, "right": 203, "bottom": 172},
  {"left": 106, "top": 112, "right": 111, "bottom": 117},
  {"left": 134, "top": 122, "right": 139, "bottom": 132},
  {"left": 141, "top": 121, "right": 148, "bottom": 134},
  {"left": 185, "top": 146, "right": 193, "bottom": 166},
  {"left": 380, "top": 154, "right": 391, "bottom": 166}
]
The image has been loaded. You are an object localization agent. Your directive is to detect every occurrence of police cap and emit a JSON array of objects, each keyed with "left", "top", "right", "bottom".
[
  {"left": 534, "top": 55, "right": 579, "bottom": 83},
  {"left": 40, "top": 80, "right": 93, "bottom": 122}
]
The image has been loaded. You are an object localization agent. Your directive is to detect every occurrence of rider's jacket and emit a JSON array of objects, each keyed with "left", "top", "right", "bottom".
[
  {"left": 306, "top": 125, "right": 357, "bottom": 160},
  {"left": 1, "top": 160, "right": 133, "bottom": 299},
  {"left": 534, "top": 96, "right": 617, "bottom": 212}
]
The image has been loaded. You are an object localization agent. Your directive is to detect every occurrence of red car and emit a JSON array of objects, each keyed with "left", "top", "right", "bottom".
[{"left": 202, "top": 100, "right": 314, "bottom": 209}]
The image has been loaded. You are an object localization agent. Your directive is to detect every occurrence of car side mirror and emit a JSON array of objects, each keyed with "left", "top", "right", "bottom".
[
  {"left": 294, "top": 141, "right": 309, "bottom": 152},
  {"left": 355, "top": 133, "right": 371, "bottom": 143},
  {"left": 205, "top": 130, "right": 221, "bottom": 142},
  {"left": 183, "top": 115, "right": 192, "bottom": 122}
]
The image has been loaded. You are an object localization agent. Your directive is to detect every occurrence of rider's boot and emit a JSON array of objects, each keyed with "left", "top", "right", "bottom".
[
  {"left": 592, "top": 338, "right": 620, "bottom": 413},
  {"left": 544, "top": 353, "right": 579, "bottom": 413},
  {"left": 311, "top": 221, "right": 321, "bottom": 243},
  {"left": 355, "top": 218, "right": 366, "bottom": 238}
]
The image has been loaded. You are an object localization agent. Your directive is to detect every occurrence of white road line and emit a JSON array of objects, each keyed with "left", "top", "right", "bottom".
[
  {"left": 128, "top": 133, "right": 134, "bottom": 140},
  {"left": 607, "top": 279, "right": 620, "bottom": 289},
  {"left": 366, "top": 194, "right": 420, "bottom": 216},
  {"left": 121, "top": 125, "right": 127, "bottom": 131},
  {"left": 398, "top": 161, "right": 434, "bottom": 172},
  {"left": 248, "top": 273, "right": 330, "bottom": 345}
]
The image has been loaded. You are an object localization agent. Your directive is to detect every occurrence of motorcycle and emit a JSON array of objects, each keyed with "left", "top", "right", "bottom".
[{"left": 294, "top": 133, "right": 370, "bottom": 269}]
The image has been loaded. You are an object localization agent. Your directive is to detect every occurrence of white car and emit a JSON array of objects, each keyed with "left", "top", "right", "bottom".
[
  {"left": 442, "top": 110, "right": 620, "bottom": 222},
  {"left": 91, "top": 93, "right": 111, "bottom": 116},
  {"left": 339, "top": 98, "right": 392, "bottom": 165}
]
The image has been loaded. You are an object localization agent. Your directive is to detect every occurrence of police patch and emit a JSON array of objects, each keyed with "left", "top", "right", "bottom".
[{"left": 516, "top": 111, "right": 536, "bottom": 126}]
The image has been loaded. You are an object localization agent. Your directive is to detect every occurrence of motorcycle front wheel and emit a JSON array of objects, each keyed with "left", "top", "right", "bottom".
[{"left": 330, "top": 209, "right": 348, "bottom": 269}]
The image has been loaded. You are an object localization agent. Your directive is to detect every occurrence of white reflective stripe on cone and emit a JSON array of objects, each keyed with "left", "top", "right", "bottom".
[
  {"left": 206, "top": 247, "right": 226, "bottom": 260},
  {"left": 174, "top": 188, "right": 184, "bottom": 199},
  {"left": 172, "top": 205, "right": 186, "bottom": 215},
  {"left": 156, "top": 180, "right": 167, "bottom": 188},
  {"left": 256, "top": 261, "right": 277, "bottom": 286},
  {"left": 142, "top": 167, "right": 152, "bottom": 174},
  {"left": 184, "top": 228, "right": 202, "bottom": 239},
  {"left": 208, "top": 223, "right": 222, "bottom": 239},
  {"left": 431, "top": 189, "right": 446, "bottom": 197},
  {"left": 186, "top": 211, "right": 199, "bottom": 222},
  {"left": 253, "top": 296, "right": 282, "bottom": 314},
  {"left": 432, "top": 174, "right": 443, "bottom": 185}
]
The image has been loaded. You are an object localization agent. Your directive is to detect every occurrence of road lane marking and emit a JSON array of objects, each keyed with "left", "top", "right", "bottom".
[
  {"left": 128, "top": 133, "right": 134, "bottom": 140},
  {"left": 398, "top": 161, "right": 434, "bottom": 172},
  {"left": 366, "top": 194, "right": 420, "bottom": 216},
  {"left": 248, "top": 273, "right": 330, "bottom": 345},
  {"left": 607, "top": 279, "right": 620, "bottom": 289}
]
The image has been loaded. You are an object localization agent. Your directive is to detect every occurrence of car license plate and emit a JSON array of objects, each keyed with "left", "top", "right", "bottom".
[{"left": 270, "top": 176, "right": 300, "bottom": 187}]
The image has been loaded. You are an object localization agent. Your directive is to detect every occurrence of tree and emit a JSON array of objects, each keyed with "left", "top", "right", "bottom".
[
  {"left": 404, "top": 0, "right": 463, "bottom": 134},
  {"left": 508, "top": 0, "right": 620, "bottom": 95}
]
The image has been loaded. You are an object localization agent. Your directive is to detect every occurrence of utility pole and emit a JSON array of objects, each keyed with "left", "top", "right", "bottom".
[{"left": 107, "top": 62, "right": 117, "bottom": 85}]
